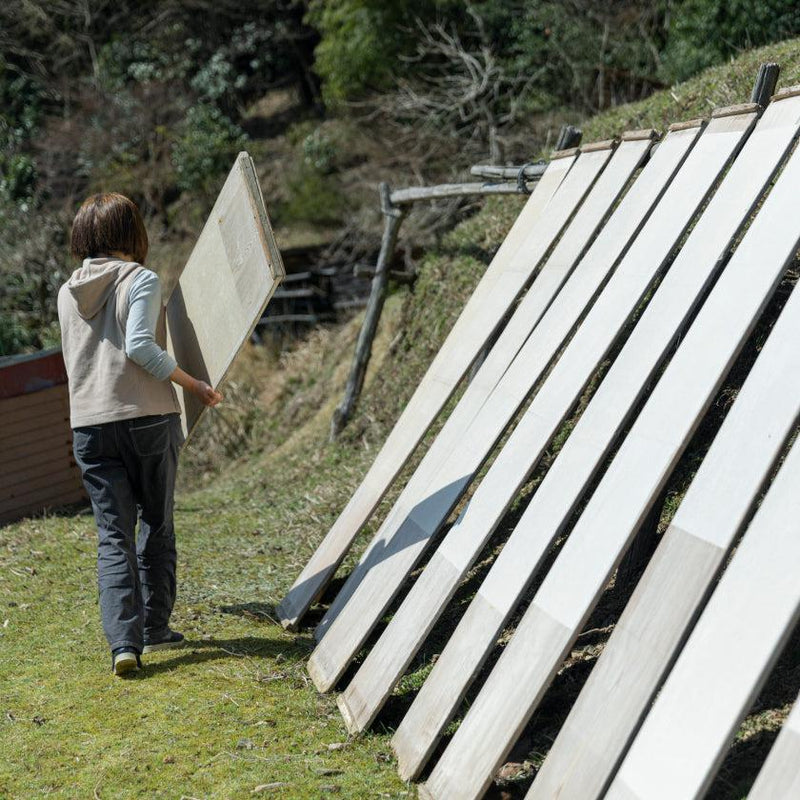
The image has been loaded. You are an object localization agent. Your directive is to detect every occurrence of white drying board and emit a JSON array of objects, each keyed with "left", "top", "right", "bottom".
[
  {"left": 167, "top": 151, "right": 285, "bottom": 441},
  {"left": 309, "top": 123, "right": 715, "bottom": 695},
  {"left": 528, "top": 130, "right": 800, "bottom": 799},
  {"left": 420, "top": 106, "right": 800, "bottom": 800},
  {"left": 749, "top": 691, "right": 800, "bottom": 799},
  {"left": 606, "top": 433, "right": 800, "bottom": 800},
  {"left": 337, "top": 132, "right": 678, "bottom": 734},
  {"left": 307, "top": 144, "right": 635, "bottom": 691},
  {"left": 393, "top": 99, "right": 797, "bottom": 780},
  {"left": 283, "top": 149, "right": 599, "bottom": 635},
  {"left": 275, "top": 155, "right": 571, "bottom": 630}
]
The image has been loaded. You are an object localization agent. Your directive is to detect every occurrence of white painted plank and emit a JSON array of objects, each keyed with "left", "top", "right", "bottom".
[
  {"left": 304, "top": 146, "right": 636, "bottom": 640},
  {"left": 308, "top": 117, "right": 736, "bottom": 694},
  {"left": 528, "top": 168, "right": 800, "bottom": 799},
  {"left": 605, "top": 434, "right": 800, "bottom": 800},
  {"left": 421, "top": 107, "right": 800, "bottom": 800},
  {"left": 276, "top": 152, "right": 575, "bottom": 628},
  {"left": 312, "top": 140, "right": 654, "bottom": 645},
  {"left": 167, "top": 152, "right": 285, "bottom": 441},
  {"left": 392, "top": 98, "right": 800, "bottom": 779},
  {"left": 749, "top": 692, "right": 800, "bottom": 800},
  {"left": 337, "top": 131, "right": 713, "bottom": 734}
]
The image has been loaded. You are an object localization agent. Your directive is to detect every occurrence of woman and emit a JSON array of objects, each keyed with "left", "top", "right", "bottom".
[{"left": 58, "top": 192, "right": 222, "bottom": 676}]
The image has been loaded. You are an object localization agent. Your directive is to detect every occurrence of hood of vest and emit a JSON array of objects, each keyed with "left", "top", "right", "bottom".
[{"left": 66, "top": 258, "right": 141, "bottom": 319}]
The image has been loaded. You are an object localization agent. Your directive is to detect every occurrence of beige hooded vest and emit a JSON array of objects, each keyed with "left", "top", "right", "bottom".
[{"left": 58, "top": 258, "right": 180, "bottom": 428}]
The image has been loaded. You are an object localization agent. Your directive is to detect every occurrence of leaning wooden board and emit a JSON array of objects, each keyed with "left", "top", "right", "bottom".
[
  {"left": 338, "top": 129, "right": 703, "bottom": 733},
  {"left": 311, "top": 146, "right": 622, "bottom": 644},
  {"left": 166, "top": 151, "right": 285, "bottom": 441},
  {"left": 394, "top": 94, "right": 800, "bottom": 781},
  {"left": 421, "top": 102, "right": 800, "bottom": 800},
  {"left": 276, "top": 155, "right": 571, "bottom": 629},
  {"left": 382, "top": 141, "right": 624, "bottom": 507},
  {"left": 749, "top": 691, "right": 800, "bottom": 799},
  {"left": 605, "top": 433, "right": 800, "bottom": 800},
  {"left": 308, "top": 121, "right": 714, "bottom": 694},
  {"left": 528, "top": 122, "right": 800, "bottom": 797}
]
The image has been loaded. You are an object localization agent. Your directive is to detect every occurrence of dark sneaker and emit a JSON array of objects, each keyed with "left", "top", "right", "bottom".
[
  {"left": 112, "top": 647, "right": 142, "bottom": 676},
  {"left": 142, "top": 629, "right": 185, "bottom": 654}
]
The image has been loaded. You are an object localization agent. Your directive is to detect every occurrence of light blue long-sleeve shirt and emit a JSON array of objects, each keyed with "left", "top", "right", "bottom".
[{"left": 125, "top": 269, "right": 177, "bottom": 381}]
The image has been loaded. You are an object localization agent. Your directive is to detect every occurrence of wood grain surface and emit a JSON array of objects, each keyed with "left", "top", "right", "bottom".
[
  {"left": 421, "top": 107, "right": 800, "bottom": 800},
  {"left": 337, "top": 133, "right": 701, "bottom": 734},
  {"left": 307, "top": 124, "right": 718, "bottom": 696},
  {"left": 748, "top": 691, "right": 800, "bottom": 800},
  {"left": 606, "top": 434, "right": 800, "bottom": 800},
  {"left": 166, "top": 152, "right": 284, "bottom": 441},
  {"left": 528, "top": 108, "right": 800, "bottom": 796},
  {"left": 276, "top": 154, "right": 580, "bottom": 630},
  {"left": 392, "top": 98, "right": 800, "bottom": 780}
]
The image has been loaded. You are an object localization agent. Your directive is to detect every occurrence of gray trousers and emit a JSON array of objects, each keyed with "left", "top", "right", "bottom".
[{"left": 73, "top": 414, "right": 183, "bottom": 651}]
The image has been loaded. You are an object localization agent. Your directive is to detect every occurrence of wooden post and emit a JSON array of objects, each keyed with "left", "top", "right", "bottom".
[
  {"left": 555, "top": 123, "right": 582, "bottom": 151},
  {"left": 330, "top": 183, "right": 407, "bottom": 439},
  {"left": 751, "top": 62, "right": 780, "bottom": 108},
  {"left": 329, "top": 124, "right": 584, "bottom": 439}
]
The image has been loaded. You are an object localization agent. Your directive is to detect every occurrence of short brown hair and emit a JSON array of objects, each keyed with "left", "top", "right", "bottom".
[{"left": 71, "top": 192, "right": 148, "bottom": 264}]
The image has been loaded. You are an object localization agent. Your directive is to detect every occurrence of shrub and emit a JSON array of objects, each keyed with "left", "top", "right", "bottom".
[
  {"left": 283, "top": 165, "right": 345, "bottom": 225},
  {"left": 663, "top": 0, "right": 800, "bottom": 82},
  {"left": 171, "top": 104, "right": 247, "bottom": 194}
]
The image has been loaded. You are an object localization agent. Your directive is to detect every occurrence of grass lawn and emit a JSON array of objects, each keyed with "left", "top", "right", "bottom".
[{"left": 0, "top": 494, "right": 413, "bottom": 799}]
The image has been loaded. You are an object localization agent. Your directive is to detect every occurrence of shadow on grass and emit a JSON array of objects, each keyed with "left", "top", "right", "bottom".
[{"left": 130, "top": 634, "right": 314, "bottom": 678}]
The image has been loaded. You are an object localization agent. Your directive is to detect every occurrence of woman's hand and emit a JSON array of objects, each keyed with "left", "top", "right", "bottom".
[
  {"left": 170, "top": 366, "right": 223, "bottom": 407},
  {"left": 193, "top": 380, "right": 223, "bottom": 407}
]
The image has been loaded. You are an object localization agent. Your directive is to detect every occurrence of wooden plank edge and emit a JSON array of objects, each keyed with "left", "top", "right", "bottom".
[
  {"left": 551, "top": 147, "right": 580, "bottom": 159},
  {"left": 307, "top": 652, "right": 333, "bottom": 693},
  {"left": 239, "top": 151, "right": 286, "bottom": 282},
  {"left": 773, "top": 84, "right": 800, "bottom": 102},
  {"left": 712, "top": 102, "right": 762, "bottom": 118},
  {"left": 336, "top": 694, "right": 361, "bottom": 735},
  {"left": 621, "top": 128, "right": 659, "bottom": 141},
  {"left": 668, "top": 118, "right": 706, "bottom": 131},
  {"left": 579, "top": 139, "right": 618, "bottom": 153}
]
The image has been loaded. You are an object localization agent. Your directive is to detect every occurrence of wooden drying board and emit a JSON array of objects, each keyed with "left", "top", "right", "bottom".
[
  {"left": 337, "top": 133, "right": 665, "bottom": 733},
  {"left": 420, "top": 106, "right": 800, "bottom": 800},
  {"left": 307, "top": 146, "right": 620, "bottom": 690},
  {"left": 397, "top": 97, "right": 797, "bottom": 783},
  {"left": 421, "top": 108, "right": 800, "bottom": 800},
  {"left": 367, "top": 110, "right": 767, "bottom": 750},
  {"left": 275, "top": 156, "right": 571, "bottom": 629},
  {"left": 308, "top": 126, "right": 711, "bottom": 696},
  {"left": 529, "top": 112, "right": 800, "bottom": 797},
  {"left": 167, "top": 152, "right": 285, "bottom": 442},
  {"left": 606, "top": 433, "right": 800, "bottom": 800}
]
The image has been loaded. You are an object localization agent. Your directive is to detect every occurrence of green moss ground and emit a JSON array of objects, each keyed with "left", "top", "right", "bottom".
[{"left": 3, "top": 38, "right": 800, "bottom": 799}]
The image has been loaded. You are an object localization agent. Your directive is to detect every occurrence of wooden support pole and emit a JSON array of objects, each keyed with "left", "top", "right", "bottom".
[
  {"left": 329, "top": 124, "right": 584, "bottom": 438},
  {"left": 555, "top": 123, "right": 582, "bottom": 151},
  {"left": 389, "top": 181, "right": 530, "bottom": 205},
  {"left": 330, "top": 183, "right": 407, "bottom": 439},
  {"left": 470, "top": 125, "right": 582, "bottom": 183},
  {"left": 469, "top": 162, "right": 547, "bottom": 181},
  {"left": 751, "top": 62, "right": 780, "bottom": 108}
]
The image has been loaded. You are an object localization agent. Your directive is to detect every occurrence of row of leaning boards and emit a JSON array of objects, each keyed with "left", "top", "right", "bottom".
[{"left": 277, "top": 82, "right": 800, "bottom": 799}]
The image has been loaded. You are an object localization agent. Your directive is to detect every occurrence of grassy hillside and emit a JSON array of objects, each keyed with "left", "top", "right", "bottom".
[{"left": 3, "top": 38, "right": 800, "bottom": 798}]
